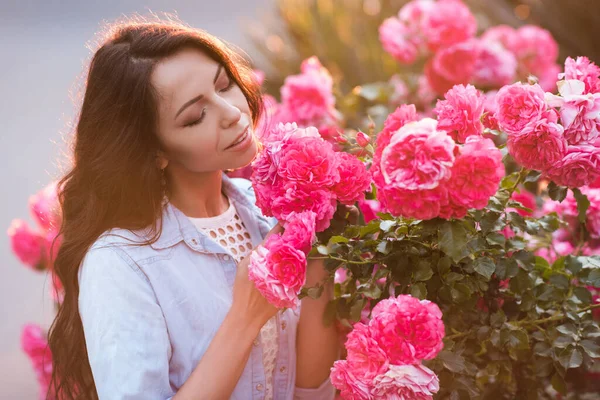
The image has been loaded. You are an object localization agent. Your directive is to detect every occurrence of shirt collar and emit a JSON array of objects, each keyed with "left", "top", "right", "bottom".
[{"left": 149, "top": 174, "right": 268, "bottom": 253}]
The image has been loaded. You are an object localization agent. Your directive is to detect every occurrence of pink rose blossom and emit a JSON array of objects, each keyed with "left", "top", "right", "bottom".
[
  {"left": 280, "top": 57, "right": 337, "bottom": 127},
  {"left": 356, "top": 131, "right": 370, "bottom": 148},
  {"left": 545, "top": 145, "right": 600, "bottom": 188},
  {"left": 271, "top": 185, "right": 336, "bottom": 232},
  {"left": 548, "top": 79, "right": 600, "bottom": 145},
  {"left": 8, "top": 219, "right": 44, "bottom": 269},
  {"left": 472, "top": 41, "right": 517, "bottom": 89},
  {"left": 380, "top": 118, "right": 456, "bottom": 190},
  {"left": 21, "top": 324, "right": 53, "bottom": 400},
  {"left": 282, "top": 211, "right": 316, "bottom": 253},
  {"left": 421, "top": 0, "right": 477, "bottom": 51},
  {"left": 370, "top": 294, "right": 445, "bottom": 364},
  {"left": 416, "top": 75, "right": 437, "bottom": 108},
  {"left": 382, "top": 105, "right": 420, "bottom": 136},
  {"left": 379, "top": 17, "right": 420, "bottom": 65},
  {"left": 372, "top": 364, "right": 440, "bottom": 400},
  {"left": 495, "top": 82, "right": 548, "bottom": 135},
  {"left": 425, "top": 39, "right": 480, "bottom": 94},
  {"left": 507, "top": 117, "right": 567, "bottom": 171},
  {"left": 511, "top": 190, "right": 537, "bottom": 217},
  {"left": 253, "top": 69, "right": 265, "bottom": 86},
  {"left": 29, "top": 182, "right": 61, "bottom": 232},
  {"left": 482, "top": 90, "right": 500, "bottom": 131},
  {"left": 512, "top": 26, "right": 559, "bottom": 77},
  {"left": 277, "top": 136, "right": 340, "bottom": 188},
  {"left": 358, "top": 199, "right": 381, "bottom": 223},
  {"left": 537, "top": 63, "right": 561, "bottom": 92},
  {"left": 480, "top": 25, "right": 518, "bottom": 51},
  {"left": 255, "top": 94, "right": 282, "bottom": 141},
  {"left": 345, "top": 323, "right": 390, "bottom": 380},
  {"left": 434, "top": 84, "right": 485, "bottom": 143},
  {"left": 248, "top": 234, "right": 307, "bottom": 309},
  {"left": 381, "top": 186, "right": 449, "bottom": 220},
  {"left": 561, "top": 56, "right": 600, "bottom": 94},
  {"left": 333, "top": 152, "right": 371, "bottom": 205},
  {"left": 330, "top": 360, "right": 374, "bottom": 400},
  {"left": 447, "top": 136, "right": 505, "bottom": 210}
]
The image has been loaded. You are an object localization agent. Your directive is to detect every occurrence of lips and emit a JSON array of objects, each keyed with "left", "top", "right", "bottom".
[{"left": 225, "top": 126, "right": 249, "bottom": 150}]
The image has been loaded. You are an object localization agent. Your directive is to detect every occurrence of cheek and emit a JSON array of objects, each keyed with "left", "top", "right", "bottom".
[{"left": 165, "top": 128, "right": 222, "bottom": 170}]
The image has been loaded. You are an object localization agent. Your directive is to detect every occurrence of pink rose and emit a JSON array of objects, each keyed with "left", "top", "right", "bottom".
[
  {"left": 282, "top": 211, "right": 316, "bottom": 253},
  {"left": 253, "top": 69, "right": 265, "bottom": 86},
  {"left": 372, "top": 364, "right": 440, "bottom": 400},
  {"left": 421, "top": 0, "right": 477, "bottom": 51},
  {"left": 277, "top": 136, "right": 340, "bottom": 188},
  {"left": 425, "top": 39, "right": 480, "bottom": 94},
  {"left": 358, "top": 199, "right": 381, "bottom": 223},
  {"left": 537, "top": 63, "right": 561, "bottom": 92},
  {"left": 561, "top": 56, "right": 600, "bottom": 94},
  {"left": 345, "top": 323, "right": 390, "bottom": 380},
  {"left": 379, "top": 17, "right": 420, "bottom": 65},
  {"left": 8, "top": 219, "right": 44, "bottom": 269},
  {"left": 511, "top": 190, "right": 537, "bottom": 217},
  {"left": 434, "top": 84, "right": 485, "bottom": 143},
  {"left": 355, "top": 131, "right": 370, "bottom": 148},
  {"left": 482, "top": 90, "right": 500, "bottom": 131},
  {"left": 29, "top": 182, "right": 61, "bottom": 232},
  {"left": 370, "top": 294, "right": 445, "bottom": 364},
  {"left": 330, "top": 360, "right": 373, "bottom": 400},
  {"left": 382, "top": 105, "right": 420, "bottom": 136},
  {"left": 545, "top": 145, "right": 600, "bottom": 188},
  {"left": 507, "top": 117, "right": 567, "bottom": 171},
  {"left": 512, "top": 26, "right": 559, "bottom": 77},
  {"left": 271, "top": 184, "right": 336, "bottom": 232},
  {"left": 549, "top": 79, "right": 600, "bottom": 145},
  {"left": 333, "top": 152, "right": 371, "bottom": 205},
  {"left": 416, "top": 75, "right": 437, "bottom": 108},
  {"left": 447, "top": 136, "right": 505, "bottom": 210},
  {"left": 380, "top": 185, "right": 449, "bottom": 220},
  {"left": 480, "top": 25, "right": 518, "bottom": 51},
  {"left": 495, "top": 82, "right": 548, "bottom": 135},
  {"left": 380, "top": 118, "right": 456, "bottom": 190},
  {"left": 472, "top": 41, "right": 517, "bottom": 89},
  {"left": 389, "top": 74, "right": 409, "bottom": 106},
  {"left": 21, "top": 324, "right": 53, "bottom": 400},
  {"left": 248, "top": 234, "right": 307, "bottom": 309},
  {"left": 280, "top": 57, "right": 337, "bottom": 127}
]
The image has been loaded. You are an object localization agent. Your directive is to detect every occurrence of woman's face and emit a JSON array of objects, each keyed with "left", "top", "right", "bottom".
[{"left": 151, "top": 47, "right": 258, "bottom": 175}]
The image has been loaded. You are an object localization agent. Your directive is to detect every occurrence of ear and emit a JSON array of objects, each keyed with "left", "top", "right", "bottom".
[{"left": 156, "top": 150, "right": 169, "bottom": 170}]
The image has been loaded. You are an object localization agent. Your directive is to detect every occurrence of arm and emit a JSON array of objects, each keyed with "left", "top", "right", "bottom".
[
  {"left": 79, "top": 246, "right": 266, "bottom": 400},
  {"left": 294, "top": 258, "right": 339, "bottom": 399}
]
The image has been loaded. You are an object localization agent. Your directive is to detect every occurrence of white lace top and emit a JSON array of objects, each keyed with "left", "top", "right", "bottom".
[{"left": 188, "top": 198, "right": 279, "bottom": 400}]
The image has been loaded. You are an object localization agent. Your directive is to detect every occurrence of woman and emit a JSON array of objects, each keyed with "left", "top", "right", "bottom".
[{"left": 47, "top": 16, "right": 340, "bottom": 400}]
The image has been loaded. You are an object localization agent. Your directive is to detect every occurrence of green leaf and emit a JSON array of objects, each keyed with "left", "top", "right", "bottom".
[
  {"left": 438, "top": 221, "right": 470, "bottom": 262},
  {"left": 317, "top": 245, "right": 329, "bottom": 255},
  {"left": 473, "top": 257, "right": 496, "bottom": 280},
  {"left": 548, "top": 181, "right": 568, "bottom": 202},
  {"left": 379, "top": 220, "right": 396, "bottom": 232},
  {"left": 438, "top": 256, "right": 452, "bottom": 275},
  {"left": 329, "top": 235, "right": 349, "bottom": 244},
  {"left": 501, "top": 171, "right": 521, "bottom": 190},
  {"left": 558, "top": 345, "right": 583, "bottom": 369},
  {"left": 480, "top": 212, "right": 502, "bottom": 233},
  {"left": 414, "top": 261, "right": 434, "bottom": 281},
  {"left": 551, "top": 373, "right": 567, "bottom": 394},
  {"left": 486, "top": 232, "right": 506, "bottom": 247},
  {"left": 572, "top": 188, "right": 591, "bottom": 224},
  {"left": 496, "top": 258, "right": 519, "bottom": 279},
  {"left": 376, "top": 241, "right": 390, "bottom": 254},
  {"left": 410, "top": 282, "right": 427, "bottom": 299},
  {"left": 437, "top": 350, "right": 466, "bottom": 373},
  {"left": 580, "top": 339, "right": 600, "bottom": 358},
  {"left": 525, "top": 170, "right": 542, "bottom": 183},
  {"left": 501, "top": 328, "right": 530, "bottom": 350}
]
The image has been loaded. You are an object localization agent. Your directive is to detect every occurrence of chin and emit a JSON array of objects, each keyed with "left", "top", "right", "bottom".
[{"left": 230, "top": 136, "right": 259, "bottom": 170}]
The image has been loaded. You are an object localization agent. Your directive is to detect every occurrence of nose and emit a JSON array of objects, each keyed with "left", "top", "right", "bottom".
[{"left": 219, "top": 98, "right": 242, "bottom": 130}]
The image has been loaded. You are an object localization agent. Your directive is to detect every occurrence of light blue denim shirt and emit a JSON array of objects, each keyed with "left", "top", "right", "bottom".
[{"left": 78, "top": 174, "right": 335, "bottom": 400}]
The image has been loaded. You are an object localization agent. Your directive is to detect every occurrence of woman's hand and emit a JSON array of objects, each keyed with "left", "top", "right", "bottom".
[{"left": 230, "top": 223, "right": 284, "bottom": 331}]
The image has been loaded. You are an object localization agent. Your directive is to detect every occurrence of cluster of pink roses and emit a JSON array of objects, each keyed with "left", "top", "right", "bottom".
[
  {"left": 21, "top": 324, "right": 54, "bottom": 400},
  {"left": 379, "top": 0, "right": 559, "bottom": 95},
  {"left": 7, "top": 182, "right": 63, "bottom": 301},
  {"left": 249, "top": 122, "right": 371, "bottom": 308},
  {"left": 371, "top": 103, "right": 505, "bottom": 220},
  {"left": 495, "top": 56, "right": 600, "bottom": 188},
  {"left": 331, "top": 295, "right": 444, "bottom": 399}
]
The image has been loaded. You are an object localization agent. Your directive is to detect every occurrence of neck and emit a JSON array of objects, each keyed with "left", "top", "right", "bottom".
[{"left": 166, "top": 169, "right": 229, "bottom": 218}]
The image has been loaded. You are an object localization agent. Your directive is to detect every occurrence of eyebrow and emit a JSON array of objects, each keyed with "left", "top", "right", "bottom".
[{"left": 174, "top": 64, "right": 224, "bottom": 120}]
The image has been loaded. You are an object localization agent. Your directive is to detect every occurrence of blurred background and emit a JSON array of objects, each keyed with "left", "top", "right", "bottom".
[{"left": 1, "top": 0, "right": 598, "bottom": 398}]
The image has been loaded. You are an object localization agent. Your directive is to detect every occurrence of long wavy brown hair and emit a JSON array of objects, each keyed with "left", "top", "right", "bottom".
[{"left": 47, "top": 15, "right": 263, "bottom": 400}]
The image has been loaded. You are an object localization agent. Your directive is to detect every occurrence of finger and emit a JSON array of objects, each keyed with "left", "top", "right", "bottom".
[{"left": 348, "top": 206, "right": 359, "bottom": 224}]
